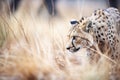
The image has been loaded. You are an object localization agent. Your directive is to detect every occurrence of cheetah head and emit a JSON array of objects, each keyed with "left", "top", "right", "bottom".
[{"left": 66, "top": 18, "right": 93, "bottom": 53}]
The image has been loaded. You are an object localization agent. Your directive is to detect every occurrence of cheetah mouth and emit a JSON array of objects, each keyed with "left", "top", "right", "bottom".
[
  {"left": 69, "top": 47, "right": 80, "bottom": 53},
  {"left": 74, "top": 47, "right": 80, "bottom": 52}
]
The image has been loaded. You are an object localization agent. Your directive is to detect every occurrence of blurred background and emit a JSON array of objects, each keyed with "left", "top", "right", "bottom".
[{"left": 0, "top": 0, "right": 120, "bottom": 20}]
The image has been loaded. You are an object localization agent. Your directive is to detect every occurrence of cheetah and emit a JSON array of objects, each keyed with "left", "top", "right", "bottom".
[{"left": 66, "top": 7, "right": 120, "bottom": 80}]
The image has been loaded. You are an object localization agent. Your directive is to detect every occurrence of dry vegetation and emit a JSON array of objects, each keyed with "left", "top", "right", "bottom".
[{"left": 0, "top": 1, "right": 119, "bottom": 80}]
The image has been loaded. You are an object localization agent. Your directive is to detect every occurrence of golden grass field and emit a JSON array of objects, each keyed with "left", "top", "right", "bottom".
[{"left": 0, "top": 1, "right": 119, "bottom": 80}]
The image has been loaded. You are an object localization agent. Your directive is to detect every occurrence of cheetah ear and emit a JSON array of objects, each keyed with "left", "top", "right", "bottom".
[{"left": 70, "top": 19, "right": 79, "bottom": 26}]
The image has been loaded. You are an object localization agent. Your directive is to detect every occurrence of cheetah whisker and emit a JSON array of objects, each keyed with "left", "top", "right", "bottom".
[{"left": 85, "top": 46, "right": 117, "bottom": 64}]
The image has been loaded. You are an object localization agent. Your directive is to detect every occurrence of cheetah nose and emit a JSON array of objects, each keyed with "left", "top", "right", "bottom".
[{"left": 66, "top": 47, "right": 70, "bottom": 50}]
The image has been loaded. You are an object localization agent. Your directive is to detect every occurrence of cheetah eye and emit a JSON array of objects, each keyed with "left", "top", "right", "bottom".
[
  {"left": 87, "top": 21, "right": 92, "bottom": 28},
  {"left": 72, "top": 36, "right": 80, "bottom": 40}
]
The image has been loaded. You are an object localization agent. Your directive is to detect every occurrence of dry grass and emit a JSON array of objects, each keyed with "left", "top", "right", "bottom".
[{"left": 0, "top": 1, "right": 119, "bottom": 80}]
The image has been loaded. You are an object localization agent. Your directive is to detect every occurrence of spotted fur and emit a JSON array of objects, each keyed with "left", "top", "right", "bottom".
[{"left": 66, "top": 7, "right": 120, "bottom": 80}]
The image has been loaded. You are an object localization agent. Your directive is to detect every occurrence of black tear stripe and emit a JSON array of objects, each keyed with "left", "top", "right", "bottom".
[{"left": 72, "top": 38, "right": 75, "bottom": 48}]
